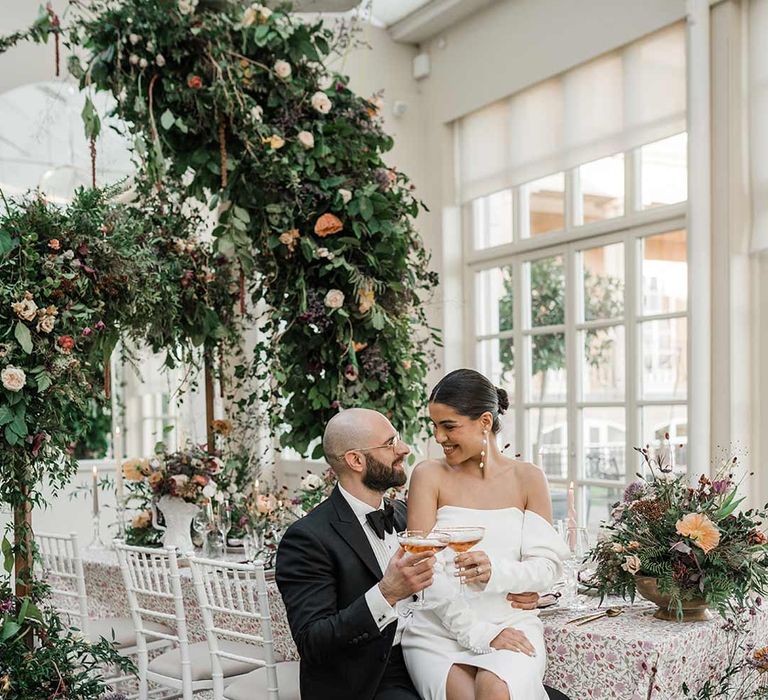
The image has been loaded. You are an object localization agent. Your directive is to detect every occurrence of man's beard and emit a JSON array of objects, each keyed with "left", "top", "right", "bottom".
[{"left": 362, "top": 453, "right": 407, "bottom": 492}]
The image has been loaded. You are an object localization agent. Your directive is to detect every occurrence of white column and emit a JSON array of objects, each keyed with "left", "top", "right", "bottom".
[{"left": 686, "top": 0, "right": 712, "bottom": 476}]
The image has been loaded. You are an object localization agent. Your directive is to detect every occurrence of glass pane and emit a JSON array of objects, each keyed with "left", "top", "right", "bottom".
[
  {"left": 582, "top": 242, "right": 624, "bottom": 321},
  {"left": 472, "top": 189, "right": 513, "bottom": 250},
  {"left": 585, "top": 486, "right": 624, "bottom": 535},
  {"left": 475, "top": 266, "right": 513, "bottom": 335},
  {"left": 495, "top": 410, "right": 516, "bottom": 461},
  {"left": 642, "top": 229, "right": 687, "bottom": 314},
  {"left": 582, "top": 326, "right": 625, "bottom": 400},
  {"left": 640, "top": 132, "right": 687, "bottom": 209},
  {"left": 580, "top": 153, "right": 624, "bottom": 223},
  {"left": 641, "top": 405, "right": 688, "bottom": 474},
  {"left": 524, "top": 172, "right": 565, "bottom": 236},
  {"left": 476, "top": 338, "right": 515, "bottom": 395},
  {"left": 528, "top": 408, "right": 567, "bottom": 479},
  {"left": 582, "top": 407, "right": 626, "bottom": 481},
  {"left": 528, "top": 255, "right": 564, "bottom": 328},
  {"left": 550, "top": 486, "right": 568, "bottom": 523},
  {"left": 529, "top": 333, "right": 567, "bottom": 402},
  {"left": 641, "top": 318, "right": 687, "bottom": 400}
]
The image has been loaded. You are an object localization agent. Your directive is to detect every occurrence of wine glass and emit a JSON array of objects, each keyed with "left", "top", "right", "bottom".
[
  {"left": 217, "top": 501, "right": 232, "bottom": 553},
  {"left": 564, "top": 526, "right": 592, "bottom": 610},
  {"left": 439, "top": 527, "right": 486, "bottom": 598},
  {"left": 396, "top": 530, "right": 450, "bottom": 610},
  {"left": 192, "top": 509, "right": 212, "bottom": 556}
]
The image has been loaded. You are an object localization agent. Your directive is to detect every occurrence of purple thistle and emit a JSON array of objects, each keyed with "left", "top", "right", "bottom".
[
  {"left": 622, "top": 481, "right": 646, "bottom": 503},
  {"left": 0, "top": 598, "right": 14, "bottom": 614},
  {"left": 711, "top": 479, "right": 731, "bottom": 496}
]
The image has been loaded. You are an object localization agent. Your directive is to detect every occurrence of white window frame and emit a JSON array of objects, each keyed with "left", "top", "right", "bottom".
[{"left": 463, "top": 143, "right": 689, "bottom": 528}]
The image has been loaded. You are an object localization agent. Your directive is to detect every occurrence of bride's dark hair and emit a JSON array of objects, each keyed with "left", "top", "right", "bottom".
[{"left": 429, "top": 368, "right": 509, "bottom": 433}]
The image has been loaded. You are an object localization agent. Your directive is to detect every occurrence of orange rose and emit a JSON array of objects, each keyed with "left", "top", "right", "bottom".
[
  {"left": 675, "top": 513, "right": 721, "bottom": 554},
  {"left": 187, "top": 75, "right": 203, "bottom": 89},
  {"left": 211, "top": 419, "right": 233, "bottom": 437},
  {"left": 122, "top": 458, "right": 149, "bottom": 481},
  {"left": 314, "top": 213, "right": 343, "bottom": 238},
  {"left": 353, "top": 342, "right": 368, "bottom": 353}
]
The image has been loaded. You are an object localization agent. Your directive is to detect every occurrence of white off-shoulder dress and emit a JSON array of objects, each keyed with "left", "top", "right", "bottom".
[{"left": 401, "top": 506, "right": 569, "bottom": 700}]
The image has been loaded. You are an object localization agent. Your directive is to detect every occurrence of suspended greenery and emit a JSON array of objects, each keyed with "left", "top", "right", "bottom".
[{"left": 65, "top": 0, "right": 438, "bottom": 456}]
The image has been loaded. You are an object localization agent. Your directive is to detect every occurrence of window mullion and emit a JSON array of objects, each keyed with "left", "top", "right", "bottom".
[
  {"left": 626, "top": 231, "right": 640, "bottom": 480},
  {"left": 515, "top": 257, "right": 527, "bottom": 458},
  {"left": 564, "top": 244, "right": 581, "bottom": 523}
]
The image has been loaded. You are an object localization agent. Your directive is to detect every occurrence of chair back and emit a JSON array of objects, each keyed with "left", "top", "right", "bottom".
[
  {"left": 36, "top": 531, "right": 89, "bottom": 637},
  {"left": 114, "top": 542, "right": 192, "bottom": 663},
  {"left": 188, "top": 556, "right": 279, "bottom": 700}
]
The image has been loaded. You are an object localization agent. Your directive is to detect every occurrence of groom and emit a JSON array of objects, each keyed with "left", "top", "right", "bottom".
[{"left": 276, "top": 408, "right": 541, "bottom": 700}]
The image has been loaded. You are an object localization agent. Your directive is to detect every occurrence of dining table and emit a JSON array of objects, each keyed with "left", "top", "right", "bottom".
[{"left": 80, "top": 548, "right": 767, "bottom": 699}]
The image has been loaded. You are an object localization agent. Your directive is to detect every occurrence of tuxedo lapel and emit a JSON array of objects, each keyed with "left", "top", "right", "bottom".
[
  {"left": 330, "top": 486, "right": 382, "bottom": 580},
  {"left": 388, "top": 497, "right": 407, "bottom": 533}
]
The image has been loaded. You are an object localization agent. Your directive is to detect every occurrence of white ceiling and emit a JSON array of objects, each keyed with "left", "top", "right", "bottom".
[{"left": 370, "top": 0, "right": 434, "bottom": 27}]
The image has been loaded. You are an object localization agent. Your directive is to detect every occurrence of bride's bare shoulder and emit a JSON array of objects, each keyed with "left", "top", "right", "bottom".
[{"left": 410, "top": 458, "right": 450, "bottom": 480}]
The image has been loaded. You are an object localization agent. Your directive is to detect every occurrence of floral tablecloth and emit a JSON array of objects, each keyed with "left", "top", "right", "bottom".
[{"left": 81, "top": 550, "right": 766, "bottom": 699}]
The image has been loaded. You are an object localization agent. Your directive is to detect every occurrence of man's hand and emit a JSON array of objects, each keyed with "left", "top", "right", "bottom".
[
  {"left": 378, "top": 547, "right": 436, "bottom": 606},
  {"left": 490, "top": 628, "right": 536, "bottom": 656},
  {"left": 454, "top": 550, "right": 491, "bottom": 588},
  {"left": 506, "top": 592, "right": 540, "bottom": 610}
]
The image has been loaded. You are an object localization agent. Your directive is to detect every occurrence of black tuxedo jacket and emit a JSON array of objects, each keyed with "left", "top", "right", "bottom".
[{"left": 275, "top": 485, "right": 408, "bottom": 700}]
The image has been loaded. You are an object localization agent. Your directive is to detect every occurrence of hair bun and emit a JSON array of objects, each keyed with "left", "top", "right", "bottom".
[{"left": 496, "top": 386, "right": 510, "bottom": 414}]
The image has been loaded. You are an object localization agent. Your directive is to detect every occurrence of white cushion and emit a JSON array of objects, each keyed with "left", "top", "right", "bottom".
[
  {"left": 88, "top": 617, "right": 171, "bottom": 649},
  {"left": 223, "top": 662, "right": 301, "bottom": 700},
  {"left": 149, "top": 640, "right": 262, "bottom": 682}
]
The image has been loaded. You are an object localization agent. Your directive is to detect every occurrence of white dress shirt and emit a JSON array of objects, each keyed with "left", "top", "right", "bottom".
[{"left": 338, "top": 484, "right": 403, "bottom": 645}]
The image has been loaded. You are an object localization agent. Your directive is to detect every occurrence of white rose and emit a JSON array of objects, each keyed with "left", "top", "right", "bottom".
[
  {"left": 37, "top": 315, "right": 55, "bottom": 334},
  {"left": 129, "top": 33, "right": 141, "bottom": 45},
  {"left": 301, "top": 474, "right": 324, "bottom": 491},
  {"left": 338, "top": 188, "right": 352, "bottom": 204},
  {"left": 274, "top": 60, "right": 292, "bottom": 79},
  {"left": 202, "top": 483, "right": 217, "bottom": 499},
  {"left": 324, "top": 289, "right": 345, "bottom": 309},
  {"left": 178, "top": 0, "right": 197, "bottom": 15},
  {"left": 621, "top": 554, "right": 641, "bottom": 575},
  {"left": 139, "top": 58, "right": 149, "bottom": 69},
  {"left": 297, "top": 131, "right": 315, "bottom": 149},
  {"left": 250, "top": 105, "right": 263, "bottom": 122},
  {"left": 317, "top": 74, "right": 333, "bottom": 91},
  {"left": 11, "top": 298, "right": 37, "bottom": 322},
  {"left": 1, "top": 366, "right": 26, "bottom": 392},
  {"left": 129, "top": 54, "right": 139, "bottom": 66},
  {"left": 311, "top": 91, "right": 332, "bottom": 115},
  {"left": 155, "top": 54, "right": 166, "bottom": 67},
  {"left": 146, "top": 41, "right": 155, "bottom": 52}
]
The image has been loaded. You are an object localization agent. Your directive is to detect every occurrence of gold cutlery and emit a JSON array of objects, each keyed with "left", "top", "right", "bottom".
[{"left": 565, "top": 607, "right": 624, "bottom": 626}]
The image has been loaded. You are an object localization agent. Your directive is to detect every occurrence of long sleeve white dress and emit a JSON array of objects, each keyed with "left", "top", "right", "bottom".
[{"left": 401, "top": 506, "right": 569, "bottom": 700}]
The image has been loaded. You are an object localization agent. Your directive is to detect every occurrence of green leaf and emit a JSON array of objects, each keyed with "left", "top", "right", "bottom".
[
  {"left": 81, "top": 95, "right": 101, "bottom": 140},
  {"left": 9, "top": 413, "right": 27, "bottom": 438},
  {"left": 14, "top": 321, "right": 32, "bottom": 354},
  {"left": 36, "top": 372, "right": 52, "bottom": 393},
  {"left": 0, "top": 228, "right": 16, "bottom": 257},
  {"left": 0, "top": 406, "right": 12, "bottom": 426},
  {"left": 1, "top": 619, "right": 21, "bottom": 642},
  {"left": 160, "top": 109, "right": 175, "bottom": 130},
  {"left": 359, "top": 197, "right": 373, "bottom": 221},
  {"left": 1, "top": 535, "right": 13, "bottom": 574}
]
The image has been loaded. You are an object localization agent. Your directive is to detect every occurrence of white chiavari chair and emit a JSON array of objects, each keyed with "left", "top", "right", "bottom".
[
  {"left": 116, "top": 542, "right": 265, "bottom": 700},
  {"left": 188, "top": 556, "right": 300, "bottom": 700},
  {"left": 36, "top": 532, "right": 171, "bottom": 694}
]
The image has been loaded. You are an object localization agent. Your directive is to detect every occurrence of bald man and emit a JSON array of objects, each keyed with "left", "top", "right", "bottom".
[{"left": 276, "top": 408, "right": 432, "bottom": 700}]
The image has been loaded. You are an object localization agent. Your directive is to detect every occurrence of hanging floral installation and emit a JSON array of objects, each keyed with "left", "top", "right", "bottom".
[{"left": 64, "top": 0, "right": 439, "bottom": 457}]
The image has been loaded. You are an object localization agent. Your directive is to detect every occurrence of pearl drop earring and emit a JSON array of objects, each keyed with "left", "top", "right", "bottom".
[{"left": 479, "top": 430, "right": 488, "bottom": 469}]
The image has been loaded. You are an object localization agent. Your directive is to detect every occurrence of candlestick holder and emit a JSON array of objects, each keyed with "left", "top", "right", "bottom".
[
  {"left": 87, "top": 510, "right": 108, "bottom": 550},
  {"left": 113, "top": 499, "right": 127, "bottom": 544}
]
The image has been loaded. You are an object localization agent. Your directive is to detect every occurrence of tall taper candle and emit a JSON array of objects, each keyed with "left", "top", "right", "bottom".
[
  {"left": 114, "top": 427, "right": 124, "bottom": 502},
  {"left": 92, "top": 465, "right": 100, "bottom": 516},
  {"left": 567, "top": 481, "right": 577, "bottom": 548}
]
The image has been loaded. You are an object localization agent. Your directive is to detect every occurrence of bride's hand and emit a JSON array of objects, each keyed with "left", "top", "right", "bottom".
[
  {"left": 490, "top": 628, "right": 536, "bottom": 656},
  {"left": 455, "top": 550, "right": 492, "bottom": 588}
]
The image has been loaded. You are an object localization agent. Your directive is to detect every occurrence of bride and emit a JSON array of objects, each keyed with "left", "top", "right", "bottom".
[{"left": 401, "top": 369, "right": 569, "bottom": 700}]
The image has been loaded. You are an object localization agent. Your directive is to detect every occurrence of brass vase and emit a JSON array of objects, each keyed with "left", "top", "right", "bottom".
[{"left": 634, "top": 576, "right": 713, "bottom": 621}]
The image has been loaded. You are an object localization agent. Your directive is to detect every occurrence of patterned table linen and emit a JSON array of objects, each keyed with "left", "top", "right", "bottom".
[{"left": 81, "top": 550, "right": 765, "bottom": 699}]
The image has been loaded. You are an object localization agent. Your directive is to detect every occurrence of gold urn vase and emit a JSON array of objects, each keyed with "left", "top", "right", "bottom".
[{"left": 634, "top": 576, "right": 713, "bottom": 621}]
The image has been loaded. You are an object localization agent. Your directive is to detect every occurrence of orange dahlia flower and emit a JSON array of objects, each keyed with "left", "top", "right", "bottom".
[
  {"left": 314, "top": 213, "right": 343, "bottom": 237},
  {"left": 675, "top": 512, "right": 721, "bottom": 553}
]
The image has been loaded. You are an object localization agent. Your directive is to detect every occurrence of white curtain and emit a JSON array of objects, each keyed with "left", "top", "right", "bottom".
[{"left": 457, "top": 22, "right": 686, "bottom": 203}]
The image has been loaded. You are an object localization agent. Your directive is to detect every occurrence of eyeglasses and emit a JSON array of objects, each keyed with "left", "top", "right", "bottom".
[{"left": 337, "top": 432, "right": 401, "bottom": 460}]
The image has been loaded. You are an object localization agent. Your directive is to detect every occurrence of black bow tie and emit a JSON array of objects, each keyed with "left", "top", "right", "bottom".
[{"left": 366, "top": 502, "right": 395, "bottom": 540}]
